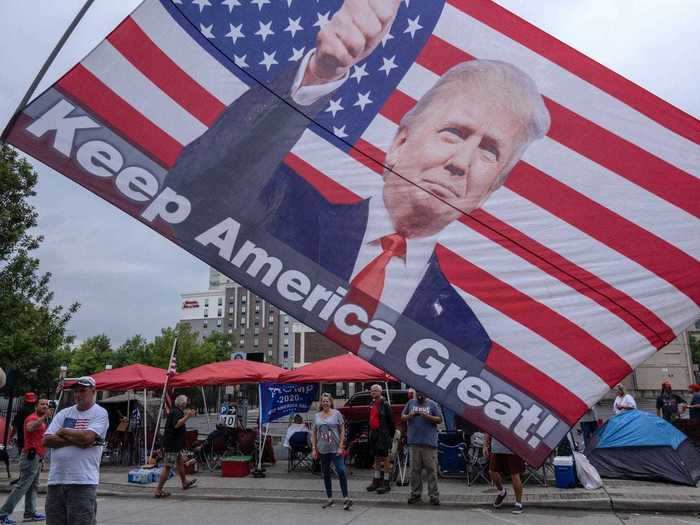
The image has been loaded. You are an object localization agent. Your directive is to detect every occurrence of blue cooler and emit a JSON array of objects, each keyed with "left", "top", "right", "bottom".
[{"left": 553, "top": 456, "right": 576, "bottom": 488}]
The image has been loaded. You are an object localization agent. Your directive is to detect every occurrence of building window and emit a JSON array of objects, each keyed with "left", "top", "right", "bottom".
[
  {"left": 204, "top": 298, "right": 209, "bottom": 307},
  {"left": 203, "top": 321, "right": 208, "bottom": 329},
  {"left": 217, "top": 319, "right": 222, "bottom": 327},
  {"left": 241, "top": 296, "right": 247, "bottom": 303},
  {"left": 239, "top": 339, "right": 245, "bottom": 347},
  {"left": 254, "top": 338, "right": 259, "bottom": 347},
  {"left": 241, "top": 318, "right": 246, "bottom": 325},
  {"left": 269, "top": 315, "right": 274, "bottom": 323},
  {"left": 268, "top": 337, "right": 273, "bottom": 346},
  {"left": 284, "top": 337, "right": 289, "bottom": 346},
  {"left": 228, "top": 328, "right": 233, "bottom": 334},
  {"left": 240, "top": 328, "right": 246, "bottom": 335},
  {"left": 218, "top": 297, "right": 223, "bottom": 306},
  {"left": 228, "top": 322, "right": 232, "bottom": 327},
  {"left": 241, "top": 306, "right": 246, "bottom": 314},
  {"left": 217, "top": 308, "right": 222, "bottom": 317},
  {"left": 254, "top": 327, "right": 260, "bottom": 335},
  {"left": 284, "top": 326, "right": 289, "bottom": 334},
  {"left": 255, "top": 304, "right": 260, "bottom": 312},
  {"left": 228, "top": 307, "right": 233, "bottom": 314},
  {"left": 203, "top": 309, "right": 209, "bottom": 318},
  {"left": 267, "top": 350, "right": 273, "bottom": 357}
]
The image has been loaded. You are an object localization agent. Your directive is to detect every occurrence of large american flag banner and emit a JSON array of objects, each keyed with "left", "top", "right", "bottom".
[{"left": 5, "top": 0, "right": 699, "bottom": 465}]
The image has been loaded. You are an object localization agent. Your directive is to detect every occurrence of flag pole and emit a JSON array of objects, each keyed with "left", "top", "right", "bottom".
[
  {"left": 149, "top": 336, "right": 178, "bottom": 462},
  {"left": 0, "top": 0, "right": 95, "bottom": 142}
]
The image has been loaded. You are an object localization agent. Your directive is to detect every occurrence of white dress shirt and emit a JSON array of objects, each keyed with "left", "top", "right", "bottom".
[{"left": 351, "top": 196, "right": 440, "bottom": 316}]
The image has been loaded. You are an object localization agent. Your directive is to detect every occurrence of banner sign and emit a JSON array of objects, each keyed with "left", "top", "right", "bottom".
[
  {"left": 259, "top": 383, "right": 318, "bottom": 425},
  {"left": 6, "top": 0, "right": 699, "bottom": 465}
]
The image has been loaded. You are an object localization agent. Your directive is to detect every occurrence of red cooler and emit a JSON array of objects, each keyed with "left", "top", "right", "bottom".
[{"left": 221, "top": 456, "right": 252, "bottom": 477}]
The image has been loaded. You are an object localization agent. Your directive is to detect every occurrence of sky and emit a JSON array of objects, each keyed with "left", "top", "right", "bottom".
[{"left": 0, "top": 0, "right": 698, "bottom": 347}]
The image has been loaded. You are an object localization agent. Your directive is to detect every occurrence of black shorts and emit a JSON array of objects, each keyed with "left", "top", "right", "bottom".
[{"left": 368, "top": 430, "right": 391, "bottom": 458}]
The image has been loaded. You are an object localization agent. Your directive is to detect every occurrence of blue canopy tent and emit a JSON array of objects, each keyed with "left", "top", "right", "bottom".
[{"left": 586, "top": 410, "right": 700, "bottom": 486}]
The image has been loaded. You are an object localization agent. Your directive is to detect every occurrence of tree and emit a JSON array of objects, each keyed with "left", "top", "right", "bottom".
[
  {"left": 113, "top": 335, "right": 152, "bottom": 368},
  {"left": 149, "top": 324, "right": 213, "bottom": 372},
  {"left": 0, "top": 144, "right": 79, "bottom": 394},
  {"left": 690, "top": 334, "right": 700, "bottom": 370},
  {"left": 68, "top": 335, "right": 114, "bottom": 377}
]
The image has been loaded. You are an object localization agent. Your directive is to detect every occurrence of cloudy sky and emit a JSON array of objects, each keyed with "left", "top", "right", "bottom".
[{"left": 0, "top": 0, "right": 698, "bottom": 346}]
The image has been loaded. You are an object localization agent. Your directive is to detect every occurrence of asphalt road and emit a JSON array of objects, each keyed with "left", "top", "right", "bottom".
[{"left": 10, "top": 495, "right": 699, "bottom": 525}]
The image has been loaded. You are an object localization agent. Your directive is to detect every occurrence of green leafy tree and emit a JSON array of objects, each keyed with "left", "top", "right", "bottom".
[
  {"left": 0, "top": 144, "right": 79, "bottom": 394},
  {"left": 68, "top": 334, "right": 113, "bottom": 377},
  {"left": 113, "top": 335, "right": 152, "bottom": 368},
  {"left": 690, "top": 334, "right": 700, "bottom": 370},
  {"left": 149, "top": 324, "right": 209, "bottom": 372}
]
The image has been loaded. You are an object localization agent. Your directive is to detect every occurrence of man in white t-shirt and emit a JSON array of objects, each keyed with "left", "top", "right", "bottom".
[{"left": 42, "top": 376, "right": 108, "bottom": 525}]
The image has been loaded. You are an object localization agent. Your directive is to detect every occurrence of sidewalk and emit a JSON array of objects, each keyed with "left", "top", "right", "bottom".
[{"left": 2, "top": 460, "right": 698, "bottom": 514}]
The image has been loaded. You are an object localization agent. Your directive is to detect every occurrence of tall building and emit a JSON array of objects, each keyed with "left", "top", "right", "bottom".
[{"left": 179, "top": 269, "right": 294, "bottom": 366}]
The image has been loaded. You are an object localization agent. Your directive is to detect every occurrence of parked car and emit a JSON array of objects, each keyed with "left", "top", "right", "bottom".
[{"left": 339, "top": 389, "right": 410, "bottom": 429}]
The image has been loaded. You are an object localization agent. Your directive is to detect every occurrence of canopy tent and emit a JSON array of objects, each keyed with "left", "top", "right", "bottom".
[
  {"left": 278, "top": 353, "right": 396, "bottom": 383},
  {"left": 64, "top": 364, "right": 167, "bottom": 390},
  {"left": 586, "top": 410, "right": 700, "bottom": 486},
  {"left": 170, "top": 360, "right": 284, "bottom": 387}
]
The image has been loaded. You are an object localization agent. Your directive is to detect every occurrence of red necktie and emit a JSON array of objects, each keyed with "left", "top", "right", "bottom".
[{"left": 325, "top": 233, "right": 407, "bottom": 351}]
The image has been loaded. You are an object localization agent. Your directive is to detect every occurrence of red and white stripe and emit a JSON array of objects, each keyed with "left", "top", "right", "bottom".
[{"left": 49, "top": 0, "right": 700, "bottom": 425}]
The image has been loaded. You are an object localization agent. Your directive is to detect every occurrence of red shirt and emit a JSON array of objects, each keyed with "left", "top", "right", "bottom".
[
  {"left": 23, "top": 413, "right": 47, "bottom": 457},
  {"left": 369, "top": 399, "right": 381, "bottom": 430}
]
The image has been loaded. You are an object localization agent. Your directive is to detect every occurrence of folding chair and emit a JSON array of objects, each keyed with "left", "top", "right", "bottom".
[
  {"left": 466, "top": 432, "right": 490, "bottom": 486},
  {"left": 287, "top": 431, "right": 313, "bottom": 472}
]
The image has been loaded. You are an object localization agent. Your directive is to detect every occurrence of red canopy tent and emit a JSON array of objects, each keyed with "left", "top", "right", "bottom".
[
  {"left": 64, "top": 363, "right": 168, "bottom": 390},
  {"left": 278, "top": 353, "right": 396, "bottom": 383},
  {"left": 170, "top": 360, "right": 284, "bottom": 387}
]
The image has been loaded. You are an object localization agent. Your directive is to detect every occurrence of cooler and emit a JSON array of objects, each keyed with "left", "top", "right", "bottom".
[
  {"left": 553, "top": 456, "right": 576, "bottom": 488},
  {"left": 221, "top": 455, "right": 252, "bottom": 477}
]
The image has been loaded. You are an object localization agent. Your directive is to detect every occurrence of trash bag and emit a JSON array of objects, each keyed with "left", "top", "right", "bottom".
[{"left": 573, "top": 451, "right": 603, "bottom": 490}]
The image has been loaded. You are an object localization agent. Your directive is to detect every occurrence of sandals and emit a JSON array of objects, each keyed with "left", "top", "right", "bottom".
[
  {"left": 154, "top": 491, "right": 171, "bottom": 498},
  {"left": 182, "top": 479, "right": 198, "bottom": 490}
]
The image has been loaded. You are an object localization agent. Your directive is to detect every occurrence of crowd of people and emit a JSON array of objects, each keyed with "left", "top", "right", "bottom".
[{"left": 1, "top": 377, "right": 700, "bottom": 523}]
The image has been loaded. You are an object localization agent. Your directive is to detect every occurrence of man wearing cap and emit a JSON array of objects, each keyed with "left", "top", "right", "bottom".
[
  {"left": 0, "top": 399, "right": 52, "bottom": 524},
  {"left": 42, "top": 376, "right": 108, "bottom": 525}
]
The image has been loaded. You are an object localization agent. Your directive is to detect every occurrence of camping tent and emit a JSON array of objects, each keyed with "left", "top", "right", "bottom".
[
  {"left": 64, "top": 364, "right": 167, "bottom": 390},
  {"left": 278, "top": 353, "right": 396, "bottom": 383},
  {"left": 170, "top": 359, "right": 283, "bottom": 387},
  {"left": 586, "top": 410, "right": 700, "bottom": 486}
]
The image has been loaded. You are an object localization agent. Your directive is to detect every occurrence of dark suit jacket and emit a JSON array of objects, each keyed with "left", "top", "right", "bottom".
[{"left": 166, "top": 68, "right": 492, "bottom": 362}]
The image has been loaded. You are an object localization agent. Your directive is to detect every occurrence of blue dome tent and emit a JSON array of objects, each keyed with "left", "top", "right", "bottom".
[{"left": 586, "top": 410, "right": 700, "bottom": 486}]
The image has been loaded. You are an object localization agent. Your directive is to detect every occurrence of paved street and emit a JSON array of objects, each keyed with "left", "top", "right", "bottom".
[{"left": 13, "top": 495, "right": 699, "bottom": 525}]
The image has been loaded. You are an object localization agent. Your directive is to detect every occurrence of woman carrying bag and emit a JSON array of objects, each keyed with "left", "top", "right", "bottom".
[{"left": 312, "top": 393, "right": 352, "bottom": 511}]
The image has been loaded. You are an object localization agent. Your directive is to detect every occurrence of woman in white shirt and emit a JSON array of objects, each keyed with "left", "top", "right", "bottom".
[{"left": 613, "top": 384, "right": 637, "bottom": 415}]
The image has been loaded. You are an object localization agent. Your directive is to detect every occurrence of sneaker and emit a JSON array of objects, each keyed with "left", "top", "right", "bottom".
[
  {"left": 23, "top": 514, "right": 45, "bottom": 523},
  {"left": 343, "top": 499, "right": 353, "bottom": 511},
  {"left": 430, "top": 496, "right": 440, "bottom": 506},
  {"left": 0, "top": 515, "right": 17, "bottom": 525},
  {"left": 321, "top": 500, "right": 334, "bottom": 509},
  {"left": 512, "top": 503, "right": 524, "bottom": 515},
  {"left": 493, "top": 489, "right": 507, "bottom": 508},
  {"left": 407, "top": 495, "right": 422, "bottom": 504}
]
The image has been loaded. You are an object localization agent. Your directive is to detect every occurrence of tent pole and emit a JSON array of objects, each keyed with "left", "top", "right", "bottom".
[
  {"left": 143, "top": 389, "right": 147, "bottom": 465},
  {"left": 201, "top": 386, "right": 211, "bottom": 433},
  {"left": 149, "top": 337, "right": 177, "bottom": 461},
  {"left": 384, "top": 382, "right": 391, "bottom": 404}
]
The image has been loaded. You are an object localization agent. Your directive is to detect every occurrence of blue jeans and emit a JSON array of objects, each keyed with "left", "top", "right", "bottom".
[
  {"left": 319, "top": 453, "right": 348, "bottom": 498},
  {"left": 0, "top": 453, "right": 41, "bottom": 517}
]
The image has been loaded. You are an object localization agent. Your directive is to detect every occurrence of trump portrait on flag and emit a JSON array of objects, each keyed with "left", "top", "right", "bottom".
[{"left": 166, "top": 0, "right": 551, "bottom": 363}]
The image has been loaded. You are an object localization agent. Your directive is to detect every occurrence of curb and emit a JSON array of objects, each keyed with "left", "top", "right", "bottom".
[{"left": 3, "top": 485, "right": 697, "bottom": 514}]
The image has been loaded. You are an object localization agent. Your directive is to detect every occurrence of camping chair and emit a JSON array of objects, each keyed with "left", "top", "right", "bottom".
[
  {"left": 196, "top": 426, "right": 236, "bottom": 472},
  {"left": 287, "top": 430, "right": 313, "bottom": 472},
  {"left": 466, "top": 432, "right": 490, "bottom": 486},
  {"left": 390, "top": 431, "right": 409, "bottom": 486}
]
